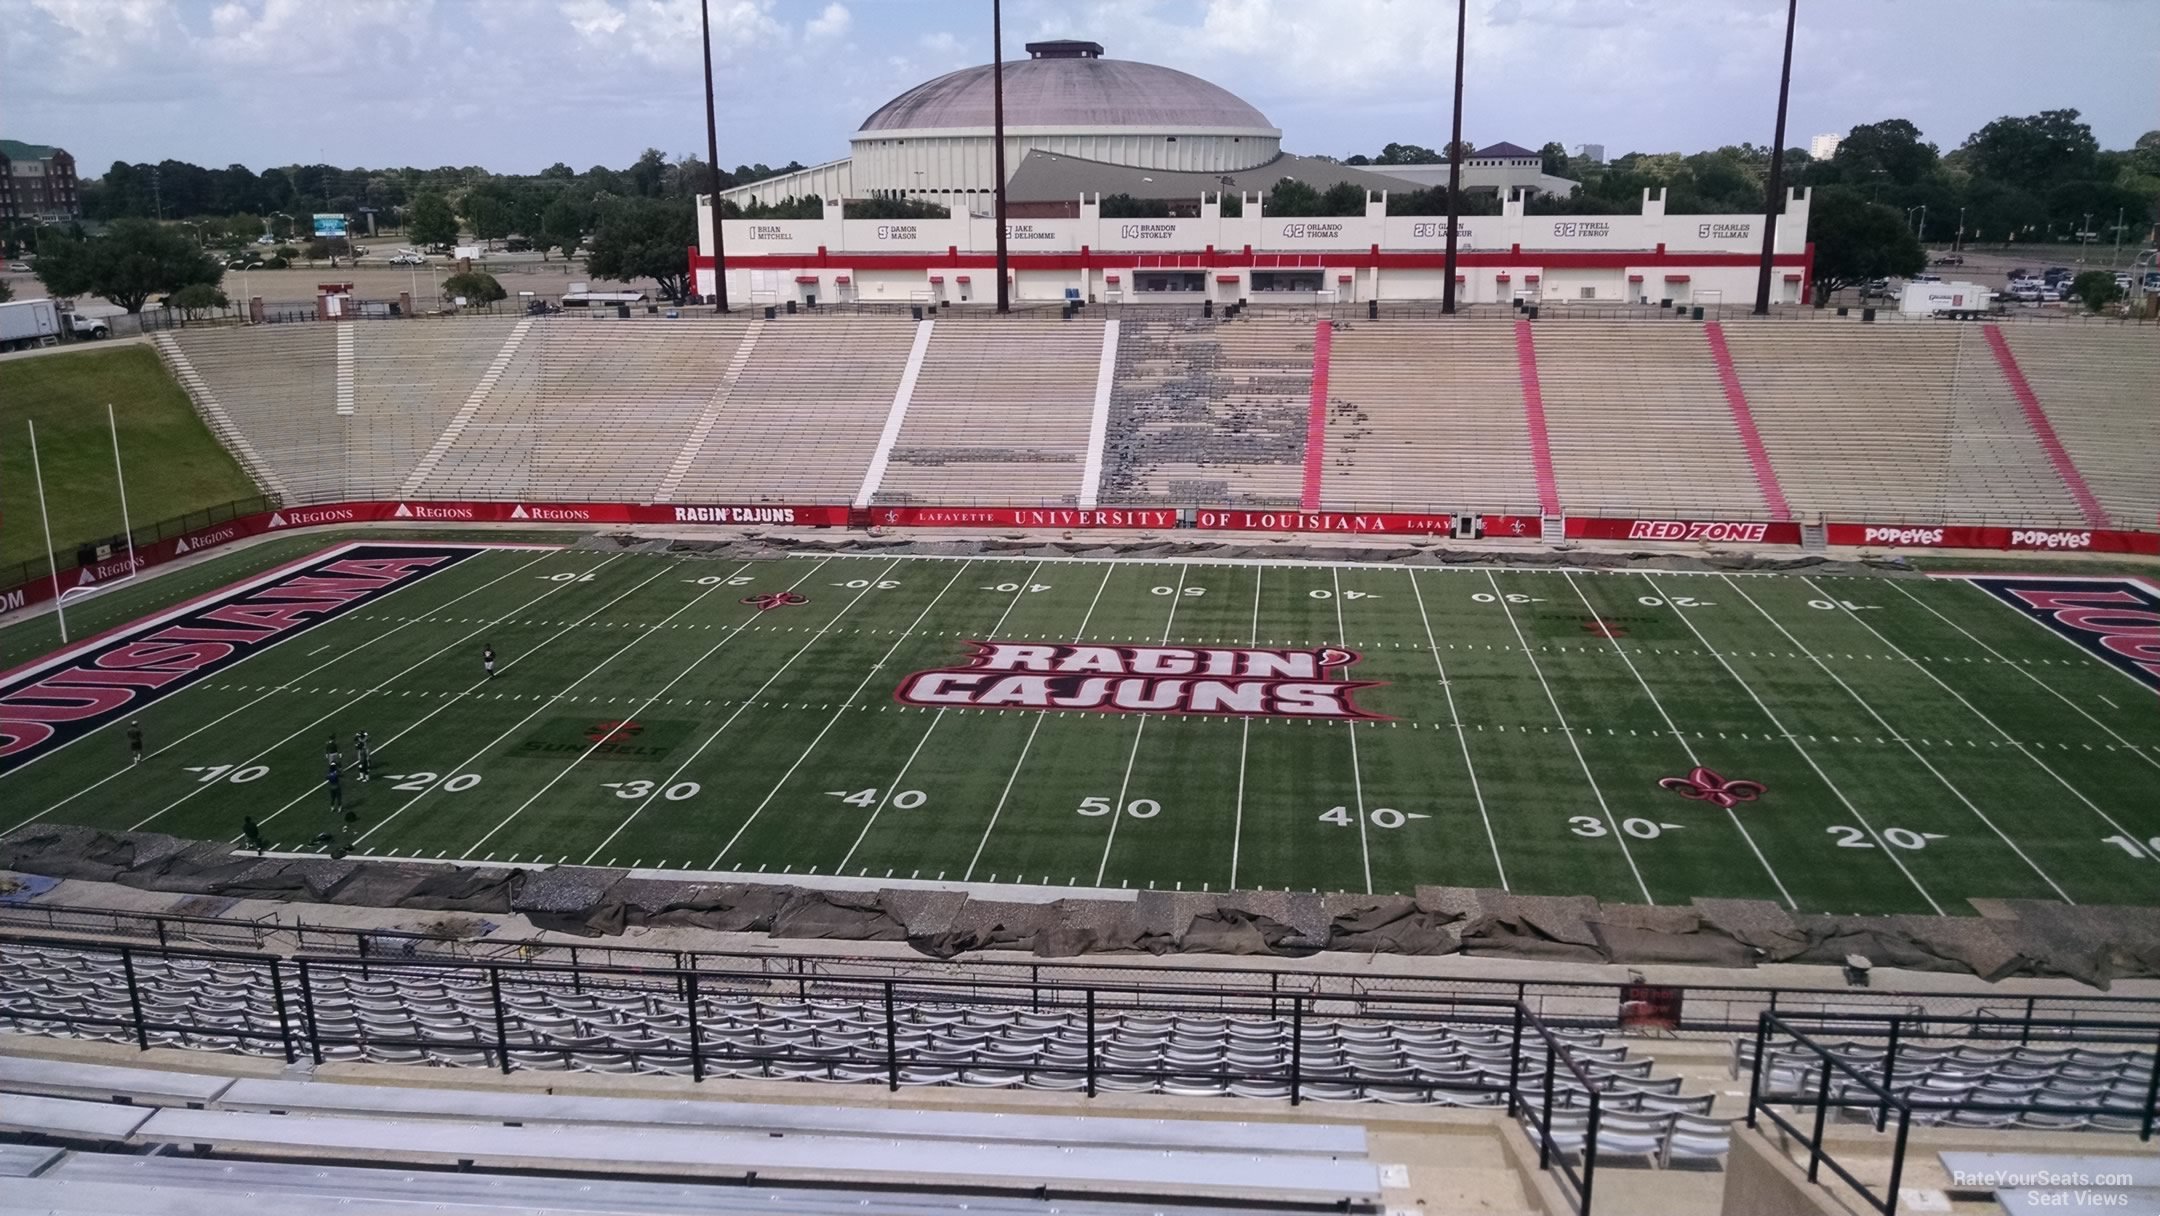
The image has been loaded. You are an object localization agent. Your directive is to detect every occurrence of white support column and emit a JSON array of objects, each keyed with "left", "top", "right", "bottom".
[
  {"left": 1078, "top": 318, "right": 1119, "bottom": 508},
  {"left": 853, "top": 319, "right": 934, "bottom": 509}
]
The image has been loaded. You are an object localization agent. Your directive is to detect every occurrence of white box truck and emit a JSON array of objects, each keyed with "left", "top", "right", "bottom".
[
  {"left": 0, "top": 297, "right": 62, "bottom": 351},
  {"left": 1900, "top": 281, "right": 1993, "bottom": 318}
]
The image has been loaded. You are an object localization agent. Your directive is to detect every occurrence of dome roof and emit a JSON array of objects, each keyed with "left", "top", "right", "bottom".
[{"left": 859, "top": 54, "right": 1274, "bottom": 134}]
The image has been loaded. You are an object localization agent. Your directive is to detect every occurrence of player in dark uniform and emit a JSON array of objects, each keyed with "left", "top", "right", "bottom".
[
  {"left": 127, "top": 720, "right": 144, "bottom": 764},
  {"left": 325, "top": 757, "right": 344, "bottom": 816},
  {"left": 324, "top": 733, "right": 341, "bottom": 768},
  {"left": 483, "top": 644, "right": 497, "bottom": 679},
  {"left": 353, "top": 730, "right": 372, "bottom": 782},
  {"left": 241, "top": 815, "right": 265, "bottom": 853}
]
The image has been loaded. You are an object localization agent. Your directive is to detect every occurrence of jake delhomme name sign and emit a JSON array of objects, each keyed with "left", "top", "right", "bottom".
[{"left": 895, "top": 642, "right": 1385, "bottom": 719}]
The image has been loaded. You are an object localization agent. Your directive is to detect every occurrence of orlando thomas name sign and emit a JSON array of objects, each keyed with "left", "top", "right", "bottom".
[{"left": 895, "top": 642, "right": 1386, "bottom": 719}]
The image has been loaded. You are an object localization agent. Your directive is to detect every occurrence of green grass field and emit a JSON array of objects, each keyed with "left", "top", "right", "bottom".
[
  {"left": 4, "top": 542, "right": 2156, "bottom": 915},
  {"left": 0, "top": 345, "right": 261, "bottom": 571}
]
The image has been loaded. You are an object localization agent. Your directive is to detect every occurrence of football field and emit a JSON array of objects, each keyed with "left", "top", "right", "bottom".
[{"left": 3, "top": 541, "right": 2157, "bottom": 916}]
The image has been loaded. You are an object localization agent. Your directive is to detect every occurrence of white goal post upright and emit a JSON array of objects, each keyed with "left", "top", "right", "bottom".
[
  {"left": 56, "top": 400, "right": 143, "bottom": 608},
  {"left": 26, "top": 419, "right": 68, "bottom": 643}
]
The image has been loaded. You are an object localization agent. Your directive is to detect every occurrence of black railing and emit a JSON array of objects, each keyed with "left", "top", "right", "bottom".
[
  {"left": 1745, "top": 1011, "right": 2160, "bottom": 1216},
  {"left": 0, "top": 930, "right": 1610, "bottom": 1211},
  {"left": 0, "top": 494, "right": 279, "bottom": 596},
  {"left": 9, "top": 900, "right": 2160, "bottom": 1039}
]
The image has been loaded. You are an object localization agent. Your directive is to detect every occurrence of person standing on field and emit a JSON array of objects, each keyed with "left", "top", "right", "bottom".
[
  {"left": 127, "top": 720, "right": 144, "bottom": 764},
  {"left": 483, "top": 644, "right": 497, "bottom": 679},
  {"left": 354, "top": 730, "right": 372, "bottom": 782},
  {"left": 325, "top": 758, "right": 344, "bottom": 816}
]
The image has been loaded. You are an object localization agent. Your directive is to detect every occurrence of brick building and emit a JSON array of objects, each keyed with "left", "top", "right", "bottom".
[{"left": 0, "top": 140, "right": 81, "bottom": 222}]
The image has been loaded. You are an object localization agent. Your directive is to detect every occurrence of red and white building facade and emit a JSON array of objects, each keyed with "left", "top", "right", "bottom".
[{"left": 692, "top": 186, "right": 1813, "bottom": 310}]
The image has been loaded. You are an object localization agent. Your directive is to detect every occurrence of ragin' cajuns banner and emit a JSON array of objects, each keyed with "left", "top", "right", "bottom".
[
  {"left": 0, "top": 544, "right": 481, "bottom": 773},
  {"left": 1825, "top": 523, "right": 2160, "bottom": 555},
  {"left": 896, "top": 640, "right": 1385, "bottom": 720}
]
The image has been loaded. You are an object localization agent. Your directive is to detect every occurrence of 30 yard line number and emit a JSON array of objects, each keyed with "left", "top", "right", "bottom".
[
  {"left": 1571, "top": 816, "right": 1682, "bottom": 839},
  {"left": 605, "top": 779, "right": 700, "bottom": 801}
]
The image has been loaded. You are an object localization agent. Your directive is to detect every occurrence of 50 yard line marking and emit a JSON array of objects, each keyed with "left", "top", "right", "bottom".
[
  {"left": 1722, "top": 575, "right": 2073, "bottom": 902},
  {"left": 1407, "top": 569, "right": 1506, "bottom": 891},
  {"left": 460, "top": 560, "right": 831, "bottom": 860},
  {"left": 1637, "top": 572, "right": 1924, "bottom": 913},
  {"left": 1093, "top": 564, "right": 1188, "bottom": 886},
  {"left": 1565, "top": 572, "right": 1794, "bottom": 909},
  {"left": 1330, "top": 568, "right": 1372, "bottom": 895},
  {"left": 1484, "top": 569, "right": 1654, "bottom": 904},
  {"left": 1799, "top": 574, "right": 2150, "bottom": 874},
  {"left": 837, "top": 561, "right": 1046, "bottom": 873},
  {"left": 1, "top": 548, "right": 561, "bottom": 839},
  {"left": 1891, "top": 580, "right": 2160, "bottom": 773},
  {"left": 965, "top": 563, "right": 1118, "bottom": 882},
  {"left": 708, "top": 560, "right": 972, "bottom": 869}
]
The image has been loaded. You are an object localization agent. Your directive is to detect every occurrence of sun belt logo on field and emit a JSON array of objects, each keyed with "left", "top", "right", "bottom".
[{"left": 896, "top": 641, "right": 1384, "bottom": 719}]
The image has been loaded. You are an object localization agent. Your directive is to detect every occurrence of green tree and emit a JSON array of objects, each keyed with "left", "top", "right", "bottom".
[
  {"left": 167, "top": 282, "right": 230, "bottom": 318},
  {"left": 1805, "top": 187, "right": 1925, "bottom": 305},
  {"left": 2069, "top": 270, "right": 2121, "bottom": 312},
  {"left": 32, "top": 218, "right": 224, "bottom": 313},
  {"left": 1373, "top": 141, "right": 1441, "bottom": 165},
  {"left": 463, "top": 186, "right": 514, "bottom": 249},
  {"left": 1540, "top": 141, "right": 1570, "bottom": 177},
  {"left": 582, "top": 197, "right": 696, "bottom": 302},
  {"left": 843, "top": 197, "right": 948, "bottom": 219},
  {"left": 1267, "top": 179, "right": 1322, "bottom": 216},
  {"left": 406, "top": 192, "right": 459, "bottom": 248},
  {"left": 538, "top": 195, "right": 587, "bottom": 260},
  {"left": 1957, "top": 109, "right": 2099, "bottom": 191},
  {"left": 1098, "top": 193, "right": 1172, "bottom": 218},
  {"left": 440, "top": 270, "right": 507, "bottom": 305}
]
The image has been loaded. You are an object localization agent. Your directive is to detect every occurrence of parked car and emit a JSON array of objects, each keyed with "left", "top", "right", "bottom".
[
  {"left": 255, "top": 235, "right": 278, "bottom": 246},
  {"left": 388, "top": 251, "right": 425, "bottom": 265},
  {"left": 504, "top": 237, "right": 533, "bottom": 253},
  {"left": 4, "top": 262, "right": 28, "bottom": 272},
  {"left": 2041, "top": 267, "right": 2072, "bottom": 284},
  {"left": 1931, "top": 254, "right": 1964, "bottom": 266},
  {"left": 2007, "top": 283, "right": 2042, "bottom": 302}
]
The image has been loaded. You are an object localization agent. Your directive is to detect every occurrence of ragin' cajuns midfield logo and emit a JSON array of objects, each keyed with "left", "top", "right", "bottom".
[{"left": 895, "top": 641, "right": 1385, "bottom": 720}]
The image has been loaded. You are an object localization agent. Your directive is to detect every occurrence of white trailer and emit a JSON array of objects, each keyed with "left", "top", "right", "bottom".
[
  {"left": 1899, "top": 281, "right": 1993, "bottom": 318},
  {"left": 0, "top": 297, "right": 62, "bottom": 351}
]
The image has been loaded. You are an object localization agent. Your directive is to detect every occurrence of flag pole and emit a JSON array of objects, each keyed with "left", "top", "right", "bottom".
[
  {"left": 109, "top": 403, "right": 137, "bottom": 580},
  {"left": 28, "top": 420, "right": 68, "bottom": 643}
]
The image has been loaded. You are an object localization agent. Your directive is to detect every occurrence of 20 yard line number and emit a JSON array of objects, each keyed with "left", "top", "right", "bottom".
[
  {"left": 1322, "top": 805, "right": 1427, "bottom": 829},
  {"left": 1828, "top": 825, "right": 1943, "bottom": 850}
]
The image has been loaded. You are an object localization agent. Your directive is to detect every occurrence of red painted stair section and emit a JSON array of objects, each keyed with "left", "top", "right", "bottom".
[
  {"left": 1514, "top": 320, "right": 1561, "bottom": 516},
  {"left": 1982, "top": 325, "right": 2109, "bottom": 528},
  {"left": 1703, "top": 322, "right": 1792, "bottom": 521},
  {"left": 1301, "top": 321, "right": 1332, "bottom": 510}
]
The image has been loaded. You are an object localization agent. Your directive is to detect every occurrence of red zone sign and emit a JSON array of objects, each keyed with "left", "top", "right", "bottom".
[
  {"left": 0, "top": 544, "right": 479, "bottom": 774},
  {"left": 1963, "top": 576, "right": 2160, "bottom": 694},
  {"left": 895, "top": 641, "right": 1386, "bottom": 720}
]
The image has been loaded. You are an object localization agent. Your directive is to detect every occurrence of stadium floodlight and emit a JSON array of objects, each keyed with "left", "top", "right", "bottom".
[
  {"left": 992, "top": 0, "right": 1011, "bottom": 314},
  {"left": 1442, "top": 0, "right": 1466, "bottom": 315},
  {"left": 701, "top": 0, "right": 730, "bottom": 313},
  {"left": 1754, "top": 0, "right": 1798, "bottom": 315}
]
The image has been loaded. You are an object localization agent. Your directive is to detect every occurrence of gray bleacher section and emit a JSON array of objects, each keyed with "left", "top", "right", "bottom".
[
  {"left": 1738, "top": 1034, "right": 2155, "bottom": 1133},
  {"left": 1941, "top": 326, "right": 2086, "bottom": 526},
  {"left": 1323, "top": 320, "right": 1539, "bottom": 513},
  {"left": 873, "top": 318, "right": 1103, "bottom": 506},
  {"left": 2000, "top": 325, "right": 2160, "bottom": 527},
  {"left": 163, "top": 326, "right": 341, "bottom": 502},
  {"left": 1100, "top": 314, "right": 1309, "bottom": 505},
  {"left": 348, "top": 318, "right": 522, "bottom": 499},
  {"left": 0, "top": 1142, "right": 60, "bottom": 1177}
]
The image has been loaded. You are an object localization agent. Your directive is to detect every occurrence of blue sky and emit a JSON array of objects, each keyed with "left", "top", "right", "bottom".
[{"left": 4, "top": 0, "right": 2154, "bottom": 175}]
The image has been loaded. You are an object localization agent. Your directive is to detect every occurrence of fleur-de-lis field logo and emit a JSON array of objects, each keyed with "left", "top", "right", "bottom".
[
  {"left": 1658, "top": 766, "right": 1766, "bottom": 809},
  {"left": 1581, "top": 618, "right": 1629, "bottom": 638},
  {"left": 741, "top": 591, "right": 808, "bottom": 612}
]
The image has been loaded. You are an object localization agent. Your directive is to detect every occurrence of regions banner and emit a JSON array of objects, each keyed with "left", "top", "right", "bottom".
[
  {"left": 1566, "top": 517, "right": 1804, "bottom": 545},
  {"left": 1826, "top": 524, "right": 2160, "bottom": 555},
  {"left": 0, "top": 544, "right": 481, "bottom": 773}
]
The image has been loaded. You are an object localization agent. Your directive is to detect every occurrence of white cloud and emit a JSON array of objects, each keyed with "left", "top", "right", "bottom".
[{"left": 805, "top": 2, "right": 849, "bottom": 41}]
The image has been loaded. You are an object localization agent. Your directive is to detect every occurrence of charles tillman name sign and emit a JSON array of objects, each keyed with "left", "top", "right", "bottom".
[
  {"left": 0, "top": 544, "right": 479, "bottom": 773},
  {"left": 895, "top": 642, "right": 1385, "bottom": 719}
]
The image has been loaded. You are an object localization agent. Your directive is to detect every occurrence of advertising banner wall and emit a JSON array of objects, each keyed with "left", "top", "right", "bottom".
[
  {"left": 1565, "top": 517, "right": 1805, "bottom": 545},
  {"left": 1824, "top": 523, "right": 2160, "bottom": 555}
]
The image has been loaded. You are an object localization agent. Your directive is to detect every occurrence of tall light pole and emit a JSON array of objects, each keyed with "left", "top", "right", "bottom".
[
  {"left": 1753, "top": 0, "right": 1798, "bottom": 315},
  {"left": 1441, "top": 0, "right": 1467, "bottom": 315},
  {"left": 991, "top": 0, "right": 1010, "bottom": 313},
  {"left": 701, "top": 0, "right": 731, "bottom": 312}
]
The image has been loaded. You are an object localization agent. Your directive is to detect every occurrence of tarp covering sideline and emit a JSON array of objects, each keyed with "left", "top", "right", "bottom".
[{"left": 5, "top": 824, "right": 2155, "bottom": 986}]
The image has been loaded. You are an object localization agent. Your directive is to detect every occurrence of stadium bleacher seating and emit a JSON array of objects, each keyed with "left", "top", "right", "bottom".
[
  {"left": 161, "top": 326, "right": 340, "bottom": 503},
  {"left": 350, "top": 317, "right": 525, "bottom": 499},
  {"left": 872, "top": 318, "right": 1103, "bottom": 506},
  {"left": 1735, "top": 1032, "right": 2157, "bottom": 1133},
  {"left": 1323, "top": 320, "right": 1541, "bottom": 512},
  {"left": 1998, "top": 325, "right": 2160, "bottom": 528},
  {"left": 1100, "top": 314, "right": 1309, "bottom": 505}
]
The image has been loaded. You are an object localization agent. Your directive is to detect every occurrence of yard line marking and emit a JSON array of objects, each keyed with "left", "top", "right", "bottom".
[
  {"left": 1887, "top": 580, "right": 2159, "bottom": 773},
  {"left": 1797, "top": 574, "right": 2146, "bottom": 871},
  {"left": 1407, "top": 570, "right": 1506, "bottom": 890},
  {"left": 709, "top": 560, "right": 969, "bottom": 869},
  {"left": 1331, "top": 568, "right": 1372, "bottom": 894},
  {"left": 463, "top": 561, "right": 828, "bottom": 860},
  {"left": 579, "top": 562, "right": 913, "bottom": 865},
  {"left": 107, "top": 552, "right": 613, "bottom": 837},
  {"left": 272, "top": 557, "right": 702, "bottom": 841},
  {"left": 837, "top": 562, "right": 1045, "bottom": 872},
  {"left": 5, "top": 549, "right": 565, "bottom": 838},
  {"left": 1483, "top": 570, "right": 1654, "bottom": 904},
  {"left": 1093, "top": 564, "right": 1188, "bottom": 886},
  {"left": 1724, "top": 575, "right": 2072, "bottom": 903},
  {"left": 1229, "top": 567, "right": 1261, "bottom": 890},
  {"left": 1639, "top": 573, "right": 1926, "bottom": 912},
  {"left": 1567, "top": 573, "right": 1795, "bottom": 908},
  {"left": 966, "top": 563, "right": 1118, "bottom": 881}
]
